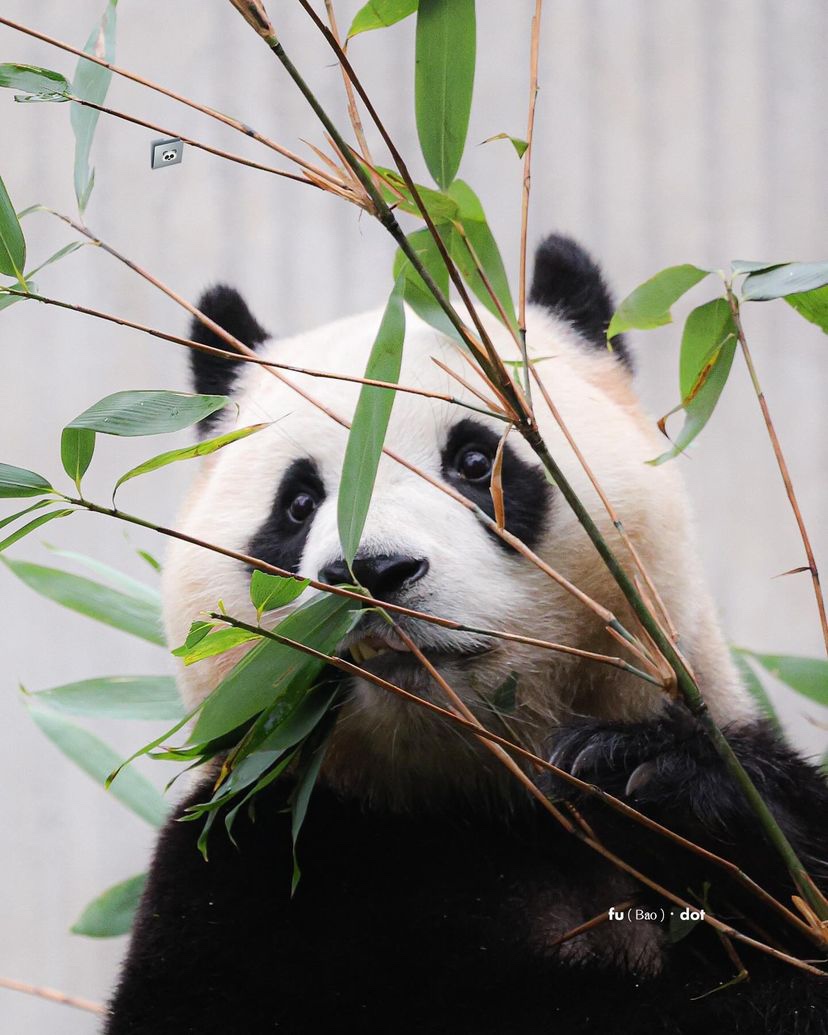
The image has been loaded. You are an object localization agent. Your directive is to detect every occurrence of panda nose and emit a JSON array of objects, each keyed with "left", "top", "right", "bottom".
[{"left": 319, "top": 553, "right": 429, "bottom": 600}]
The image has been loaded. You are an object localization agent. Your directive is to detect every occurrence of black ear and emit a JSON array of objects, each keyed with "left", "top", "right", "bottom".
[
  {"left": 529, "top": 234, "right": 631, "bottom": 368},
  {"left": 189, "top": 285, "right": 269, "bottom": 399}
]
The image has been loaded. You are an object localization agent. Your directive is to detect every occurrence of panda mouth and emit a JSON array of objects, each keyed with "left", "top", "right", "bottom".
[{"left": 347, "top": 635, "right": 412, "bottom": 665}]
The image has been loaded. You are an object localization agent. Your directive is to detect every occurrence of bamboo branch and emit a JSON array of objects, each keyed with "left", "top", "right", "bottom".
[
  {"left": 0, "top": 976, "right": 104, "bottom": 1016},
  {"left": 517, "top": 0, "right": 543, "bottom": 400},
  {"left": 726, "top": 287, "right": 828, "bottom": 655}
]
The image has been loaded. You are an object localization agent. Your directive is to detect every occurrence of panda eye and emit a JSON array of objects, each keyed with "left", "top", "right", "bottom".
[
  {"left": 455, "top": 446, "right": 493, "bottom": 483},
  {"left": 287, "top": 492, "right": 317, "bottom": 524}
]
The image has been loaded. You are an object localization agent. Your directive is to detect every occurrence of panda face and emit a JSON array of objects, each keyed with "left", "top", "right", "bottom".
[{"left": 164, "top": 246, "right": 754, "bottom": 807}]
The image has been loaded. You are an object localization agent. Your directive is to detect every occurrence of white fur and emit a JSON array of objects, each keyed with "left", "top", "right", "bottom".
[{"left": 162, "top": 303, "right": 755, "bottom": 807}]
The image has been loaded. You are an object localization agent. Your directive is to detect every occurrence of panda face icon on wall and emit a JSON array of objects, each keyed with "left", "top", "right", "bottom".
[{"left": 162, "top": 237, "right": 754, "bottom": 807}]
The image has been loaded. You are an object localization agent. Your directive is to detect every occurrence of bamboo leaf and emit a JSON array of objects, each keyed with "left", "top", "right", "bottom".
[
  {"left": 731, "top": 260, "right": 786, "bottom": 275},
  {"left": 0, "top": 500, "right": 51, "bottom": 530},
  {"left": 250, "top": 570, "right": 310, "bottom": 618},
  {"left": 1, "top": 556, "right": 165, "bottom": 644},
  {"left": 415, "top": 0, "right": 476, "bottom": 189},
  {"left": 786, "top": 284, "right": 828, "bottom": 334},
  {"left": 0, "top": 62, "right": 70, "bottom": 100},
  {"left": 742, "top": 262, "right": 828, "bottom": 301},
  {"left": 61, "top": 427, "right": 95, "bottom": 492},
  {"left": 176, "top": 626, "right": 260, "bottom": 666},
  {"left": 393, "top": 226, "right": 459, "bottom": 340},
  {"left": 649, "top": 299, "right": 737, "bottom": 465},
  {"left": 71, "top": 873, "right": 146, "bottom": 938},
  {"left": 448, "top": 179, "right": 517, "bottom": 332},
  {"left": 29, "top": 675, "right": 183, "bottom": 721},
  {"left": 113, "top": 422, "right": 268, "bottom": 497},
  {"left": 741, "top": 651, "right": 828, "bottom": 709},
  {"left": 191, "top": 594, "right": 361, "bottom": 743},
  {"left": 26, "top": 241, "right": 84, "bottom": 278},
  {"left": 349, "top": 0, "right": 418, "bottom": 36},
  {"left": 0, "top": 173, "right": 26, "bottom": 280},
  {"left": 0, "top": 463, "right": 53, "bottom": 498},
  {"left": 480, "top": 132, "right": 528, "bottom": 158},
  {"left": 71, "top": 0, "right": 118, "bottom": 213},
  {"left": 68, "top": 390, "right": 228, "bottom": 437},
  {"left": 338, "top": 277, "right": 406, "bottom": 564},
  {"left": 608, "top": 265, "right": 709, "bottom": 339},
  {"left": 0, "top": 508, "right": 73, "bottom": 552},
  {"left": 25, "top": 703, "right": 168, "bottom": 826},
  {"left": 45, "top": 547, "right": 161, "bottom": 605}
]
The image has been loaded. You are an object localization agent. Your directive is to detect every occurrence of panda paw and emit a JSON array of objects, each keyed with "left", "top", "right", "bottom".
[{"left": 543, "top": 704, "right": 828, "bottom": 891}]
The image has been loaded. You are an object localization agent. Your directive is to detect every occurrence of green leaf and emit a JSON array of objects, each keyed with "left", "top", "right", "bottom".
[
  {"left": 338, "top": 278, "right": 406, "bottom": 564},
  {"left": 668, "top": 908, "right": 704, "bottom": 944},
  {"left": 349, "top": 0, "right": 418, "bottom": 36},
  {"left": 649, "top": 298, "right": 737, "bottom": 465},
  {"left": 731, "top": 260, "right": 786, "bottom": 275},
  {"left": 137, "top": 548, "right": 161, "bottom": 573},
  {"left": 480, "top": 132, "right": 528, "bottom": 158},
  {"left": 113, "top": 422, "right": 267, "bottom": 497},
  {"left": 191, "top": 593, "right": 361, "bottom": 743},
  {"left": 44, "top": 547, "right": 161, "bottom": 605},
  {"left": 415, "top": 0, "right": 476, "bottom": 189},
  {"left": 71, "top": 0, "right": 118, "bottom": 213},
  {"left": 61, "top": 427, "right": 95, "bottom": 491},
  {"left": 0, "top": 62, "right": 70, "bottom": 100},
  {"left": 0, "top": 508, "right": 73, "bottom": 552},
  {"left": 290, "top": 713, "right": 336, "bottom": 894},
  {"left": 0, "top": 463, "right": 53, "bottom": 498},
  {"left": 741, "top": 652, "right": 828, "bottom": 709},
  {"left": 491, "top": 672, "right": 518, "bottom": 712},
  {"left": 25, "top": 703, "right": 168, "bottom": 826},
  {"left": 786, "top": 284, "right": 828, "bottom": 334},
  {"left": 68, "top": 390, "right": 228, "bottom": 437},
  {"left": 393, "top": 226, "right": 458, "bottom": 340},
  {"left": 448, "top": 180, "right": 517, "bottom": 332},
  {"left": 1, "top": 557, "right": 164, "bottom": 644},
  {"left": 250, "top": 570, "right": 310, "bottom": 618},
  {"left": 0, "top": 500, "right": 51, "bottom": 530},
  {"left": 372, "top": 166, "right": 459, "bottom": 220},
  {"left": 176, "top": 626, "right": 260, "bottom": 666},
  {"left": 742, "top": 262, "right": 828, "bottom": 302},
  {"left": 26, "top": 240, "right": 84, "bottom": 278},
  {"left": 71, "top": 873, "right": 146, "bottom": 938},
  {"left": 0, "top": 174, "right": 26, "bottom": 281},
  {"left": 608, "top": 264, "right": 709, "bottom": 339},
  {"left": 0, "top": 280, "right": 35, "bottom": 311},
  {"left": 730, "top": 650, "right": 781, "bottom": 731},
  {"left": 29, "top": 675, "right": 183, "bottom": 721}
]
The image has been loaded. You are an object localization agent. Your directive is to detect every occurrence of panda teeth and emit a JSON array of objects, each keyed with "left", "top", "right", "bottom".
[{"left": 349, "top": 637, "right": 411, "bottom": 664}]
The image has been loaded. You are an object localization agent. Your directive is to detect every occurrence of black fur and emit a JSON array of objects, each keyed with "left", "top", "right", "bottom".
[
  {"left": 106, "top": 714, "right": 828, "bottom": 1034},
  {"left": 441, "top": 418, "right": 551, "bottom": 551},
  {"left": 529, "top": 234, "right": 631, "bottom": 367},
  {"left": 247, "top": 458, "right": 326, "bottom": 576},
  {"left": 189, "top": 285, "right": 269, "bottom": 426}
]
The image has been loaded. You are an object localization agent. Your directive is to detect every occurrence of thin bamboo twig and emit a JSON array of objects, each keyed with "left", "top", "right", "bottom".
[
  {"left": 0, "top": 287, "right": 507, "bottom": 422},
  {"left": 64, "top": 94, "right": 316, "bottom": 186},
  {"left": 0, "top": 976, "right": 105, "bottom": 1016},
  {"left": 517, "top": 0, "right": 543, "bottom": 401},
  {"left": 726, "top": 287, "right": 828, "bottom": 656},
  {"left": 208, "top": 612, "right": 828, "bottom": 959},
  {"left": 546, "top": 898, "right": 636, "bottom": 950},
  {"left": 323, "top": 0, "right": 373, "bottom": 167},
  {"left": 0, "top": 14, "right": 345, "bottom": 187}
]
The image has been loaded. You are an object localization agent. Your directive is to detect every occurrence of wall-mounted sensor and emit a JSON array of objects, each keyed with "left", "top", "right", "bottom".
[{"left": 151, "top": 138, "right": 184, "bottom": 170}]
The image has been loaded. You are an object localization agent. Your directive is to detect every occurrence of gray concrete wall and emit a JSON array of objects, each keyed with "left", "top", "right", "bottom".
[{"left": 1, "top": 1, "right": 826, "bottom": 1030}]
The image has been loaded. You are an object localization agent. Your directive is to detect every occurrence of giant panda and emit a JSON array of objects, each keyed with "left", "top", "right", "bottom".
[{"left": 105, "top": 235, "right": 828, "bottom": 1034}]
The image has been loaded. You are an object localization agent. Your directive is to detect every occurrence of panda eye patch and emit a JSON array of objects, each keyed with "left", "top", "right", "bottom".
[
  {"left": 287, "top": 492, "right": 317, "bottom": 524},
  {"left": 454, "top": 446, "right": 493, "bottom": 483}
]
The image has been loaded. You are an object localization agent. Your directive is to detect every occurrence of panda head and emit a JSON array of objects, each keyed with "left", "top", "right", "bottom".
[{"left": 163, "top": 235, "right": 754, "bottom": 808}]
